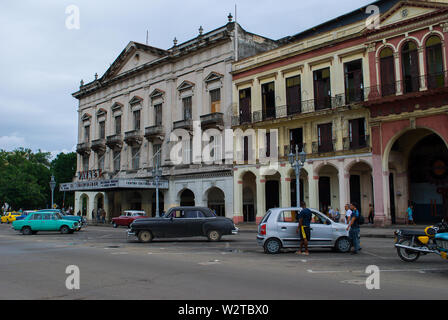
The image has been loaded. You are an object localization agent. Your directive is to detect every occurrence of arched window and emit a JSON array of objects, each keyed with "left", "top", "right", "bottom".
[
  {"left": 402, "top": 41, "right": 420, "bottom": 93},
  {"left": 380, "top": 47, "right": 396, "bottom": 96},
  {"left": 426, "top": 35, "right": 444, "bottom": 89}
]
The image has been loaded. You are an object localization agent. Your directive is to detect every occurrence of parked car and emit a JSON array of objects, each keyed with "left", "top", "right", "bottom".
[
  {"left": 12, "top": 211, "right": 79, "bottom": 235},
  {"left": 127, "top": 207, "right": 239, "bottom": 243},
  {"left": 37, "top": 209, "right": 86, "bottom": 231},
  {"left": 112, "top": 210, "right": 147, "bottom": 228},
  {"left": 1, "top": 212, "right": 21, "bottom": 224},
  {"left": 257, "top": 207, "right": 351, "bottom": 254},
  {"left": 15, "top": 210, "right": 37, "bottom": 221}
]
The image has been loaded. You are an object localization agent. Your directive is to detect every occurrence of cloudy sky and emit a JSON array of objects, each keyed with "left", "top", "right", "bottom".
[{"left": 0, "top": 0, "right": 374, "bottom": 157}]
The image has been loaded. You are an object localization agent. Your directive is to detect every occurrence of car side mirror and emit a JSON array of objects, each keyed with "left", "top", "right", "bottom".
[
  {"left": 326, "top": 220, "right": 331, "bottom": 225},
  {"left": 170, "top": 216, "right": 174, "bottom": 221}
]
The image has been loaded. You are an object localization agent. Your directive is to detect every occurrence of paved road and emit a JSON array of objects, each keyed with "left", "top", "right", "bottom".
[{"left": 0, "top": 224, "right": 447, "bottom": 300}]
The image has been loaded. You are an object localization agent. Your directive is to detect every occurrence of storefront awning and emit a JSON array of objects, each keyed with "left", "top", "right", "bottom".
[{"left": 59, "top": 178, "right": 169, "bottom": 192}]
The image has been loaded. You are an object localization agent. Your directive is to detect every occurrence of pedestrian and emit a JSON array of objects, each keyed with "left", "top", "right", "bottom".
[
  {"left": 347, "top": 202, "right": 361, "bottom": 255},
  {"left": 91, "top": 209, "right": 95, "bottom": 222},
  {"left": 96, "top": 208, "right": 101, "bottom": 223},
  {"left": 334, "top": 208, "right": 341, "bottom": 223},
  {"left": 295, "top": 201, "right": 312, "bottom": 256},
  {"left": 344, "top": 204, "right": 352, "bottom": 224},
  {"left": 407, "top": 203, "right": 416, "bottom": 225},
  {"left": 328, "top": 206, "right": 334, "bottom": 219},
  {"left": 368, "top": 203, "right": 375, "bottom": 224},
  {"left": 101, "top": 208, "right": 106, "bottom": 224}
]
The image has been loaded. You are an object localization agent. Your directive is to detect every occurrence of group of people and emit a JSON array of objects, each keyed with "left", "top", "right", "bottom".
[
  {"left": 296, "top": 202, "right": 363, "bottom": 256},
  {"left": 93, "top": 208, "right": 107, "bottom": 224}
]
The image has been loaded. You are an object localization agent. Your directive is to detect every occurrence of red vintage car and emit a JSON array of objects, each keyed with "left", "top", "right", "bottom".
[{"left": 112, "top": 210, "right": 147, "bottom": 228}]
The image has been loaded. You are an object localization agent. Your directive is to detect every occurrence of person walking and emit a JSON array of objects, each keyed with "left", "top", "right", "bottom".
[
  {"left": 347, "top": 202, "right": 361, "bottom": 255},
  {"left": 368, "top": 203, "right": 375, "bottom": 224},
  {"left": 407, "top": 203, "right": 416, "bottom": 225},
  {"left": 334, "top": 208, "right": 341, "bottom": 223},
  {"left": 101, "top": 208, "right": 106, "bottom": 224},
  {"left": 296, "top": 201, "right": 312, "bottom": 256}
]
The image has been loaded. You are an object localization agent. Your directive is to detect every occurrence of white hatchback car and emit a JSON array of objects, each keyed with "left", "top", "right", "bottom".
[{"left": 257, "top": 208, "right": 351, "bottom": 254}]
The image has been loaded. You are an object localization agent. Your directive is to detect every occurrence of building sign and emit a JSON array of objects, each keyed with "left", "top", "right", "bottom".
[
  {"left": 59, "top": 178, "right": 169, "bottom": 192},
  {"left": 78, "top": 169, "right": 103, "bottom": 180}
]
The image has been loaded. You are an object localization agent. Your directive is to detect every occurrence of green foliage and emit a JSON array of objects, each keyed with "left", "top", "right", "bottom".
[
  {"left": 0, "top": 149, "right": 77, "bottom": 211},
  {"left": 51, "top": 152, "right": 77, "bottom": 208}
]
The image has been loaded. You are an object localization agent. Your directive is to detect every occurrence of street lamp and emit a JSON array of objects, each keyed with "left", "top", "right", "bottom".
[
  {"left": 288, "top": 145, "right": 307, "bottom": 208},
  {"left": 49, "top": 175, "right": 56, "bottom": 209},
  {"left": 152, "top": 152, "right": 163, "bottom": 218}
]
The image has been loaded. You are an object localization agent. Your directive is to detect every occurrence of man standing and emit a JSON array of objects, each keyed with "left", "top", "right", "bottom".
[
  {"left": 347, "top": 202, "right": 361, "bottom": 255},
  {"left": 296, "top": 201, "right": 312, "bottom": 256},
  {"left": 344, "top": 204, "right": 352, "bottom": 224}
]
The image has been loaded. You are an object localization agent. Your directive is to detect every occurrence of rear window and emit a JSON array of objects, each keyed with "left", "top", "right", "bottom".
[{"left": 261, "top": 210, "right": 272, "bottom": 224}]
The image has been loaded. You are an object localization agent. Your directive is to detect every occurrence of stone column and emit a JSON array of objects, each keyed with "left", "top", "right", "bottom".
[
  {"left": 338, "top": 168, "right": 350, "bottom": 216},
  {"left": 281, "top": 176, "right": 291, "bottom": 208},
  {"left": 394, "top": 52, "right": 402, "bottom": 95},
  {"left": 233, "top": 171, "right": 243, "bottom": 224},
  {"left": 256, "top": 177, "right": 266, "bottom": 224},
  {"left": 308, "top": 173, "right": 319, "bottom": 209},
  {"left": 372, "top": 154, "right": 388, "bottom": 226}
]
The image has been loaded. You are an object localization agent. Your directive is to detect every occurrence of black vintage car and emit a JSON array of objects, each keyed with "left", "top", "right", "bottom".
[{"left": 127, "top": 207, "right": 239, "bottom": 243}]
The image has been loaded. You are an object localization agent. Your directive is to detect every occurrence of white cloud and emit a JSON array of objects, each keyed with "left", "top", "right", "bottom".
[{"left": 0, "top": 135, "right": 28, "bottom": 151}]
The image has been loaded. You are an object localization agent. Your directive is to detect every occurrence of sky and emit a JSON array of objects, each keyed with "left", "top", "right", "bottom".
[{"left": 0, "top": 0, "right": 375, "bottom": 157}]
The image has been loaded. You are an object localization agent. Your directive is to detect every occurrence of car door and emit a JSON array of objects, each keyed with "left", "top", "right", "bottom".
[
  {"left": 276, "top": 210, "right": 300, "bottom": 247},
  {"left": 40, "top": 213, "right": 53, "bottom": 231},
  {"left": 165, "top": 209, "right": 189, "bottom": 238},
  {"left": 30, "top": 213, "right": 43, "bottom": 230},
  {"left": 309, "top": 210, "right": 334, "bottom": 246},
  {"left": 185, "top": 210, "right": 205, "bottom": 237}
]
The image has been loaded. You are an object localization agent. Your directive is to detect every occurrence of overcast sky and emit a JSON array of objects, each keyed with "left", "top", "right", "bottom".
[{"left": 0, "top": 0, "right": 374, "bottom": 157}]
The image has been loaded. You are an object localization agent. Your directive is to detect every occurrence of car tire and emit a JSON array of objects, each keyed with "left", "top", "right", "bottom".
[
  {"left": 264, "top": 238, "right": 282, "bottom": 254},
  {"left": 113, "top": 223, "right": 118, "bottom": 228},
  {"left": 207, "top": 230, "right": 222, "bottom": 242},
  {"left": 138, "top": 230, "right": 153, "bottom": 243},
  {"left": 22, "top": 227, "right": 32, "bottom": 236},
  {"left": 60, "top": 226, "right": 70, "bottom": 234},
  {"left": 335, "top": 237, "right": 351, "bottom": 253}
]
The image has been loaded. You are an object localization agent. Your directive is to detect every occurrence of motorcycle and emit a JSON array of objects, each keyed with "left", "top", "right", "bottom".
[
  {"left": 435, "top": 232, "right": 448, "bottom": 261},
  {"left": 394, "top": 220, "right": 448, "bottom": 262}
]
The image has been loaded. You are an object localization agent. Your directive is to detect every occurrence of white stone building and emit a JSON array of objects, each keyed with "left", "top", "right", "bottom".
[{"left": 65, "top": 16, "right": 278, "bottom": 221}]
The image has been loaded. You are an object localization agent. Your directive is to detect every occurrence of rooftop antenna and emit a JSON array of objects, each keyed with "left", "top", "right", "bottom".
[{"left": 146, "top": 30, "right": 149, "bottom": 45}]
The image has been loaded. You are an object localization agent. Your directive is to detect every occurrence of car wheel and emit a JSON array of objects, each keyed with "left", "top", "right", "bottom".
[
  {"left": 113, "top": 223, "right": 118, "bottom": 228},
  {"left": 207, "top": 230, "right": 222, "bottom": 242},
  {"left": 60, "top": 226, "right": 70, "bottom": 234},
  {"left": 264, "top": 238, "right": 282, "bottom": 254},
  {"left": 335, "top": 237, "right": 351, "bottom": 253},
  {"left": 22, "top": 227, "right": 32, "bottom": 236},
  {"left": 138, "top": 230, "right": 153, "bottom": 243}
]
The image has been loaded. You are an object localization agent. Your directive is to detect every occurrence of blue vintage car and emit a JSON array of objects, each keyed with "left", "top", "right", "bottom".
[
  {"left": 15, "top": 210, "right": 37, "bottom": 221},
  {"left": 435, "top": 233, "right": 448, "bottom": 260},
  {"left": 36, "top": 209, "right": 86, "bottom": 231}
]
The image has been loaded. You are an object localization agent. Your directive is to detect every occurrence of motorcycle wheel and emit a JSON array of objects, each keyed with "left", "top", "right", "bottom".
[{"left": 397, "top": 239, "right": 421, "bottom": 262}]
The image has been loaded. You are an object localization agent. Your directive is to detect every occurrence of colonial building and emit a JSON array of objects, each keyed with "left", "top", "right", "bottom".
[
  {"left": 231, "top": 0, "right": 448, "bottom": 225},
  {"left": 65, "top": 16, "right": 278, "bottom": 221}
]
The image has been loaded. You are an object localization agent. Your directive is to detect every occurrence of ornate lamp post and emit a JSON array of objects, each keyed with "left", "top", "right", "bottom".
[
  {"left": 288, "top": 146, "right": 307, "bottom": 208},
  {"left": 152, "top": 152, "right": 163, "bottom": 218},
  {"left": 49, "top": 175, "right": 56, "bottom": 209}
]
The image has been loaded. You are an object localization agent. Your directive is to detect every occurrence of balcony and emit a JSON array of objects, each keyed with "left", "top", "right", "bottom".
[
  {"left": 173, "top": 119, "right": 193, "bottom": 131},
  {"left": 106, "top": 134, "right": 123, "bottom": 150},
  {"left": 312, "top": 139, "right": 336, "bottom": 154},
  {"left": 124, "top": 130, "right": 143, "bottom": 146},
  {"left": 145, "top": 125, "right": 165, "bottom": 140},
  {"left": 76, "top": 142, "right": 91, "bottom": 156},
  {"left": 200, "top": 112, "right": 224, "bottom": 129},
  {"left": 91, "top": 138, "right": 106, "bottom": 154},
  {"left": 364, "top": 71, "right": 448, "bottom": 102}
]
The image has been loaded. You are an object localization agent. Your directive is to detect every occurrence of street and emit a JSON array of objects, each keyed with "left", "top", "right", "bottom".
[{"left": 0, "top": 223, "right": 447, "bottom": 300}]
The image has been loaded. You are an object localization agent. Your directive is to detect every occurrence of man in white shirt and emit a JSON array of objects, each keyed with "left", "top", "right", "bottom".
[{"left": 344, "top": 204, "right": 352, "bottom": 224}]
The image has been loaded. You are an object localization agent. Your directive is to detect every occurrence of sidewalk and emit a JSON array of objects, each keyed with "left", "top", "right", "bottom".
[{"left": 236, "top": 223, "right": 427, "bottom": 238}]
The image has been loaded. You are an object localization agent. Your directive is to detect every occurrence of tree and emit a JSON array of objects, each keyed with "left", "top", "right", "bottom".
[
  {"left": 0, "top": 149, "right": 51, "bottom": 210},
  {"left": 51, "top": 152, "right": 77, "bottom": 209}
]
